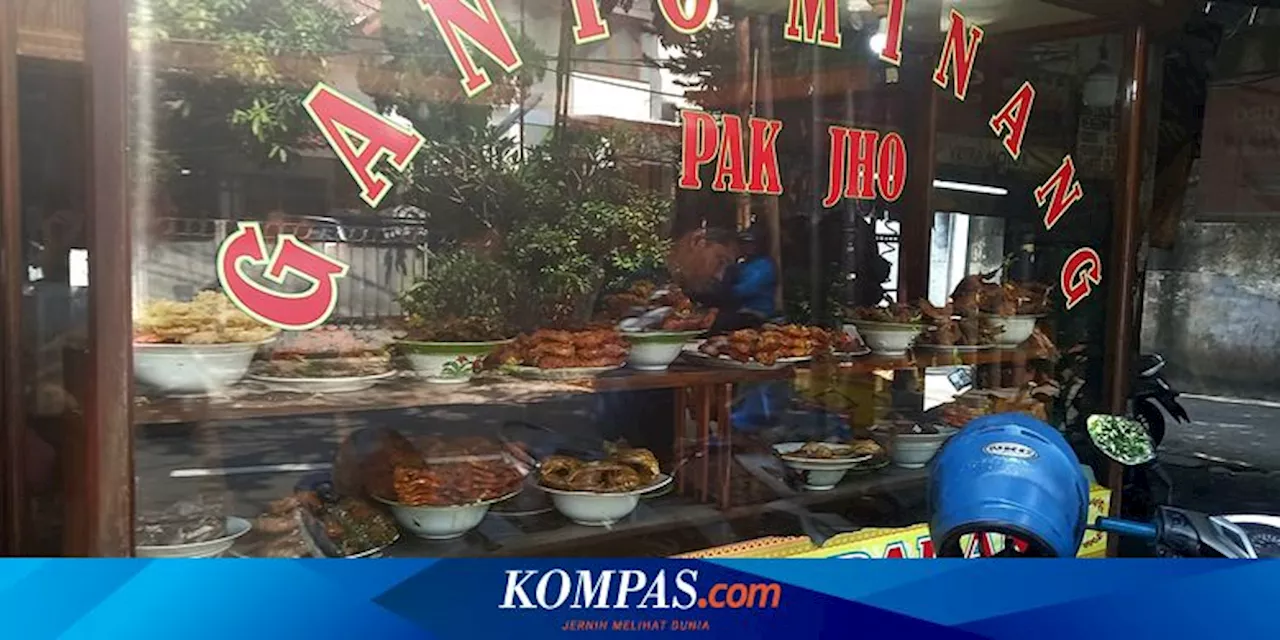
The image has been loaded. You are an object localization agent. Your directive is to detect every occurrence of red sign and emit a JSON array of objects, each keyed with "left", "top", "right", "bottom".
[{"left": 216, "top": 222, "right": 350, "bottom": 331}]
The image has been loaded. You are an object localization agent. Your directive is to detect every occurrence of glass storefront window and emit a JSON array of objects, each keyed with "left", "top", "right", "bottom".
[{"left": 0, "top": 0, "right": 1143, "bottom": 557}]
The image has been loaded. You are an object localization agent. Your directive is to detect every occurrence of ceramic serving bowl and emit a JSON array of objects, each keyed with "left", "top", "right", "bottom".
[
  {"left": 872, "top": 425, "right": 959, "bottom": 469},
  {"left": 846, "top": 322, "right": 923, "bottom": 357},
  {"left": 540, "top": 475, "right": 673, "bottom": 526},
  {"left": 398, "top": 340, "right": 511, "bottom": 384},
  {"left": 772, "top": 442, "right": 874, "bottom": 491},
  {"left": 135, "top": 517, "right": 252, "bottom": 558},
  {"left": 624, "top": 331, "right": 703, "bottom": 371},
  {"left": 988, "top": 315, "right": 1040, "bottom": 347},
  {"left": 134, "top": 341, "right": 272, "bottom": 395},
  {"left": 373, "top": 490, "right": 519, "bottom": 540}
]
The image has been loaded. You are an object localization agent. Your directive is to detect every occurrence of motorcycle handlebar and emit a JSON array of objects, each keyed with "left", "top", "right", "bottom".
[{"left": 1093, "top": 517, "right": 1159, "bottom": 540}]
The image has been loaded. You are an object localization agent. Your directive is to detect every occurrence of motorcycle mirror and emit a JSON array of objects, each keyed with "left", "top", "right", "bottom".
[{"left": 1087, "top": 414, "right": 1157, "bottom": 466}]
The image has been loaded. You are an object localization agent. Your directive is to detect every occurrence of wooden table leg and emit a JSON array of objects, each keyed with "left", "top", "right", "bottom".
[
  {"left": 673, "top": 386, "right": 687, "bottom": 494},
  {"left": 718, "top": 382, "right": 733, "bottom": 510},
  {"left": 697, "top": 386, "right": 712, "bottom": 503}
]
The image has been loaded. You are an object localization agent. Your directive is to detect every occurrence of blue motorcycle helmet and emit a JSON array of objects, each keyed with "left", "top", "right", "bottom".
[{"left": 928, "top": 413, "right": 1090, "bottom": 557}]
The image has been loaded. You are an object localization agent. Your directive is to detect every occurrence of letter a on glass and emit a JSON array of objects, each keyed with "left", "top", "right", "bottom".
[{"left": 303, "top": 83, "right": 425, "bottom": 209}]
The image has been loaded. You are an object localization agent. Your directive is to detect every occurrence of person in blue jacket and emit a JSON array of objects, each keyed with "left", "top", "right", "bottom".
[{"left": 728, "top": 227, "right": 778, "bottom": 324}]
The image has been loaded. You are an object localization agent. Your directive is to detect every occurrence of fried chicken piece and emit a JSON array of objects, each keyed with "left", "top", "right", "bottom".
[
  {"left": 565, "top": 462, "right": 643, "bottom": 492},
  {"left": 572, "top": 330, "right": 614, "bottom": 348},
  {"left": 531, "top": 342, "right": 575, "bottom": 358},
  {"left": 531, "top": 329, "right": 574, "bottom": 344},
  {"left": 536, "top": 356, "right": 578, "bottom": 369},
  {"left": 611, "top": 448, "right": 660, "bottom": 483},
  {"left": 539, "top": 455, "right": 583, "bottom": 490}
]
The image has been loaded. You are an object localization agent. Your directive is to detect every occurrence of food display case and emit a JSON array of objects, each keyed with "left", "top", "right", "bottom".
[{"left": 0, "top": 0, "right": 1181, "bottom": 557}]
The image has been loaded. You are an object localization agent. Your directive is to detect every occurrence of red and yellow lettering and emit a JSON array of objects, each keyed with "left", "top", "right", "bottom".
[
  {"left": 713, "top": 114, "right": 748, "bottom": 192},
  {"left": 823, "top": 127, "right": 851, "bottom": 208},
  {"left": 823, "top": 126, "right": 909, "bottom": 206},
  {"left": 1035, "top": 155, "right": 1085, "bottom": 230},
  {"left": 843, "top": 129, "right": 879, "bottom": 200},
  {"left": 419, "top": 0, "right": 524, "bottom": 98},
  {"left": 303, "top": 83, "right": 425, "bottom": 209},
  {"left": 877, "top": 131, "right": 907, "bottom": 202},
  {"left": 216, "top": 222, "right": 350, "bottom": 331},
  {"left": 918, "top": 536, "right": 935, "bottom": 559},
  {"left": 989, "top": 81, "right": 1036, "bottom": 160},
  {"left": 570, "top": 0, "right": 610, "bottom": 44},
  {"left": 1061, "top": 248, "right": 1102, "bottom": 310},
  {"left": 883, "top": 541, "right": 909, "bottom": 558},
  {"left": 747, "top": 117, "right": 784, "bottom": 195},
  {"left": 679, "top": 110, "right": 719, "bottom": 190},
  {"left": 932, "top": 9, "right": 984, "bottom": 101},
  {"left": 658, "top": 0, "right": 716, "bottom": 34},
  {"left": 879, "top": 0, "right": 906, "bottom": 66},
  {"left": 784, "top": 0, "right": 842, "bottom": 49}
]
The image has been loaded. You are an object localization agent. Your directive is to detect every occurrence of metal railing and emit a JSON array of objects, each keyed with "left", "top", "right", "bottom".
[{"left": 136, "top": 217, "right": 429, "bottom": 321}]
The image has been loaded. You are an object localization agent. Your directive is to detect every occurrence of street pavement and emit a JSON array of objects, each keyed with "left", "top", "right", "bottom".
[{"left": 1155, "top": 395, "right": 1280, "bottom": 516}]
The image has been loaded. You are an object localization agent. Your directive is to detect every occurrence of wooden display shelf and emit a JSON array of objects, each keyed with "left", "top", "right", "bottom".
[
  {"left": 820, "top": 346, "right": 1057, "bottom": 374},
  {"left": 135, "top": 364, "right": 795, "bottom": 426},
  {"left": 134, "top": 349, "right": 1051, "bottom": 426}
]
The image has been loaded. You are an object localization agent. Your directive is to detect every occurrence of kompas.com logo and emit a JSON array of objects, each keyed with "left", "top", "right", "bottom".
[{"left": 498, "top": 569, "right": 782, "bottom": 610}]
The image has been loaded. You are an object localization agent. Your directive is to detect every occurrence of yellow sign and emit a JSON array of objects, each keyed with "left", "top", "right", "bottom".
[{"left": 679, "top": 485, "right": 1112, "bottom": 559}]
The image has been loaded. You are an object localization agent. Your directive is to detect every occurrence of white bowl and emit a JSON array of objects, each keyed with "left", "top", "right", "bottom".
[
  {"left": 134, "top": 341, "right": 271, "bottom": 395},
  {"left": 374, "top": 490, "right": 518, "bottom": 540},
  {"left": 989, "top": 315, "right": 1039, "bottom": 347},
  {"left": 541, "top": 475, "right": 672, "bottom": 526},
  {"left": 135, "top": 516, "right": 252, "bottom": 558},
  {"left": 624, "top": 331, "right": 701, "bottom": 371},
  {"left": 772, "top": 442, "right": 874, "bottom": 491},
  {"left": 873, "top": 426, "right": 958, "bottom": 469},
  {"left": 399, "top": 340, "right": 510, "bottom": 384},
  {"left": 848, "top": 322, "right": 922, "bottom": 356}
]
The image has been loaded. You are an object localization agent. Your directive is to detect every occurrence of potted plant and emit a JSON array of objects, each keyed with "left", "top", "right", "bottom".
[{"left": 396, "top": 249, "right": 517, "bottom": 384}]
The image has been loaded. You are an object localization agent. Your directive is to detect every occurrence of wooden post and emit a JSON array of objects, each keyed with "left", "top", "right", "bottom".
[
  {"left": 81, "top": 0, "right": 133, "bottom": 556},
  {"left": 1104, "top": 24, "right": 1150, "bottom": 554},
  {"left": 897, "top": 0, "right": 943, "bottom": 303},
  {"left": 0, "top": 0, "right": 27, "bottom": 555}
]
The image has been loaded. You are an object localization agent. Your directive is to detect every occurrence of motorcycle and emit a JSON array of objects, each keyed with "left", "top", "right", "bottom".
[
  {"left": 929, "top": 413, "right": 1279, "bottom": 558},
  {"left": 1131, "top": 353, "right": 1189, "bottom": 447}
]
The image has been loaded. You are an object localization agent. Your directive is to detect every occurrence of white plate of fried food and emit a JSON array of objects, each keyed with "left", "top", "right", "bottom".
[
  {"left": 496, "top": 328, "right": 628, "bottom": 379},
  {"left": 686, "top": 324, "right": 833, "bottom": 370}
]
